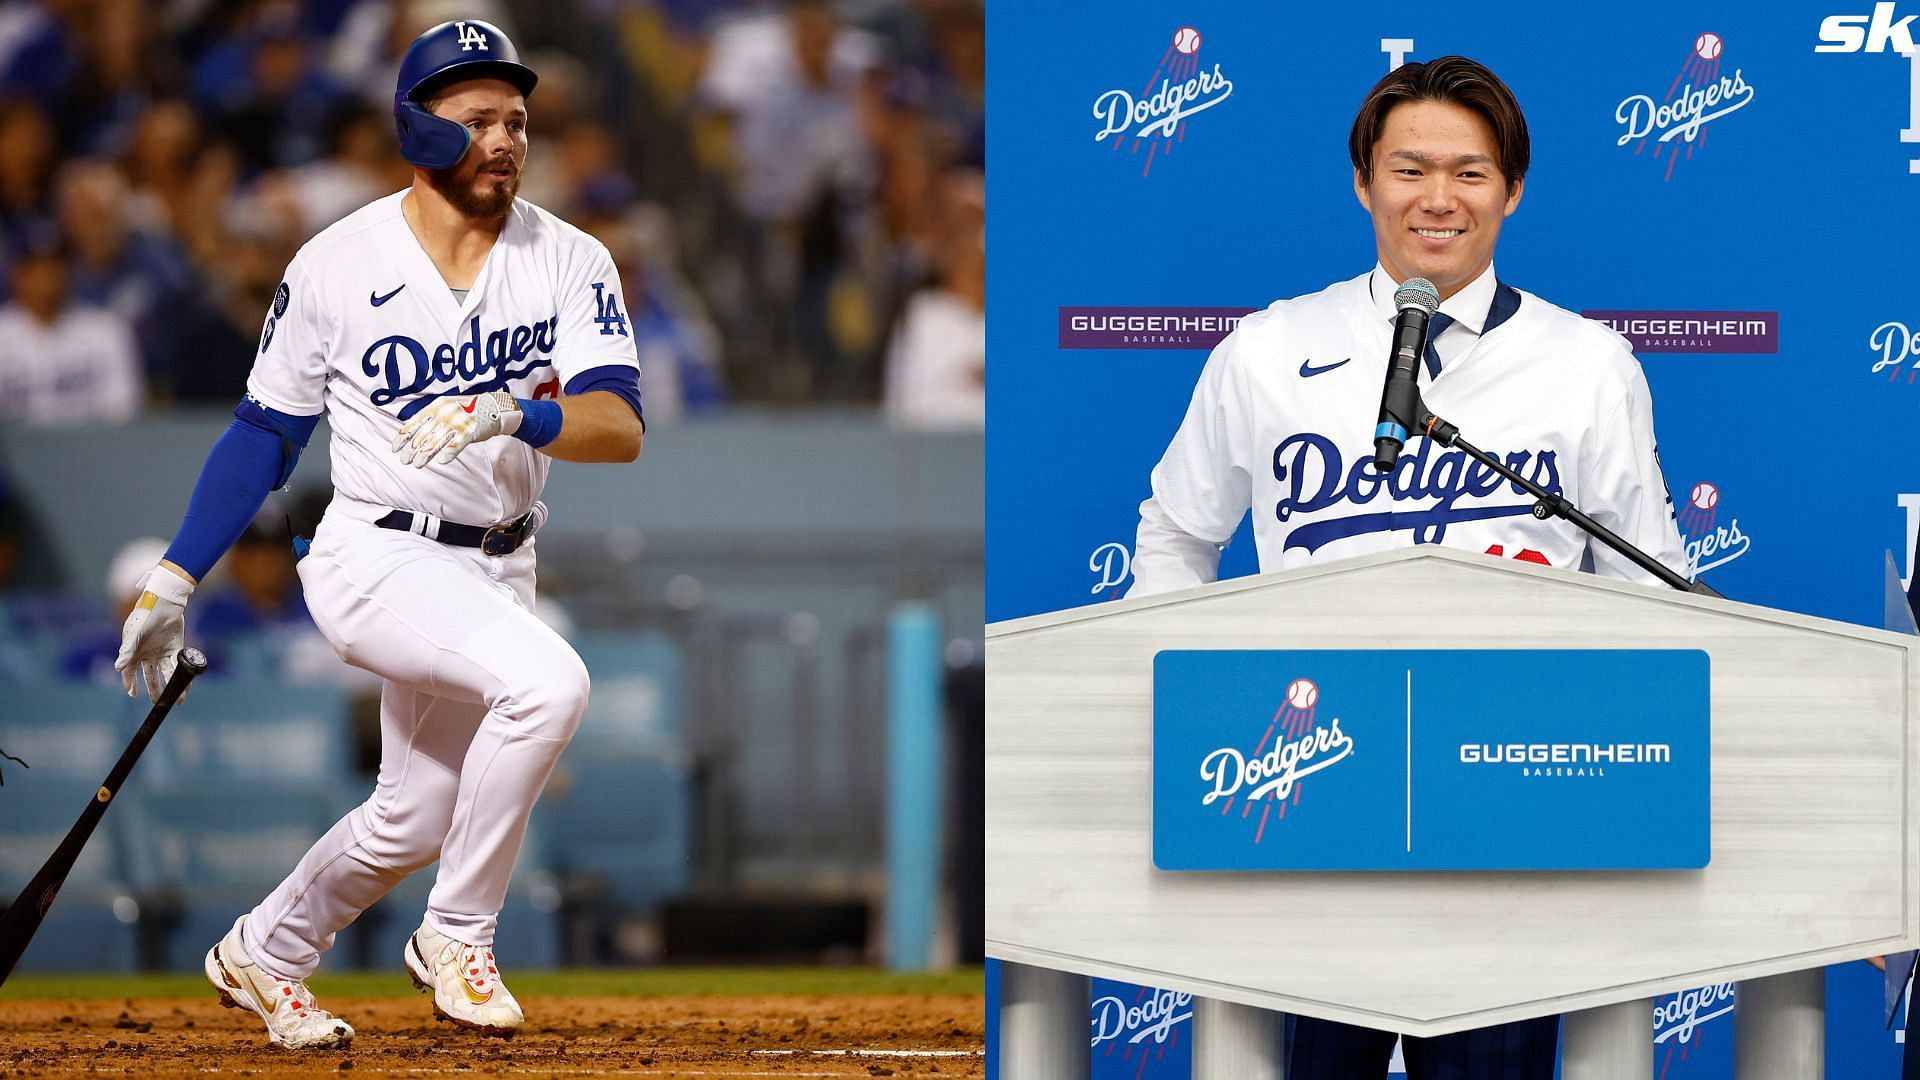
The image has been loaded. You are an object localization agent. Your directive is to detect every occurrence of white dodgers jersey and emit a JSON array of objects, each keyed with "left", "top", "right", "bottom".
[
  {"left": 1137, "top": 267, "right": 1686, "bottom": 591},
  {"left": 247, "top": 191, "right": 639, "bottom": 525}
]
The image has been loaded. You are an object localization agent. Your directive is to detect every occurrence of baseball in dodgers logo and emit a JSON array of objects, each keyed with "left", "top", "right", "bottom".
[
  {"left": 1198, "top": 678, "right": 1355, "bottom": 845},
  {"left": 1616, "top": 32, "right": 1757, "bottom": 181},
  {"left": 1676, "top": 480, "right": 1751, "bottom": 579},
  {"left": 1091, "top": 26, "right": 1234, "bottom": 176}
]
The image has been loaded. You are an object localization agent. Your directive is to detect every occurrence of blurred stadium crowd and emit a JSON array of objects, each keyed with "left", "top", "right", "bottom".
[
  {"left": 0, "top": 0, "right": 986, "bottom": 591},
  {"left": 0, "top": 0, "right": 984, "bottom": 431}
]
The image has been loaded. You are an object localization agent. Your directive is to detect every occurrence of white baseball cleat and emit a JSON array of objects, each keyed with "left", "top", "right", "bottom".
[
  {"left": 403, "top": 922, "right": 523, "bottom": 1037},
  {"left": 204, "top": 916, "right": 354, "bottom": 1050}
]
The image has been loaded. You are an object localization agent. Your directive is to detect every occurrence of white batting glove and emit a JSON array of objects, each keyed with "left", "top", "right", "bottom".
[
  {"left": 392, "top": 391, "right": 524, "bottom": 468},
  {"left": 113, "top": 563, "right": 195, "bottom": 701}
]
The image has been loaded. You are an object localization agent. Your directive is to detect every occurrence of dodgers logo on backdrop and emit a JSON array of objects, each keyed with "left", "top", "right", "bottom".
[
  {"left": 1198, "top": 678, "right": 1355, "bottom": 844},
  {"left": 1090, "top": 987, "right": 1193, "bottom": 1055},
  {"left": 1675, "top": 480, "right": 1751, "bottom": 579},
  {"left": 1615, "top": 32, "right": 1757, "bottom": 181},
  {"left": 1091, "top": 26, "right": 1234, "bottom": 177},
  {"left": 1089, "top": 542, "right": 1132, "bottom": 596},
  {"left": 1653, "top": 984, "right": 1735, "bottom": 1078},
  {"left": 1870, "top": 318, "right": 1920, "bottom": 383}
]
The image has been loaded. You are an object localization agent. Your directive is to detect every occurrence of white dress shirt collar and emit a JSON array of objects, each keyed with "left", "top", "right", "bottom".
[{"left": 1367, "top": 261, "right": 1500, "bottom": 334}]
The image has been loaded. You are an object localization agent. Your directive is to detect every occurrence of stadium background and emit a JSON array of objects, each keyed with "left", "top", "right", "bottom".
[
  {"left": 987, "top": 1, "right": 1917, "bottom": 1077},
  {"left": 0, "top": 0, "right": 984, "bottom": 1073}
]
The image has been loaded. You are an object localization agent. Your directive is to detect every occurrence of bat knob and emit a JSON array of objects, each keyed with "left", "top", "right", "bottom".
[{"left": 177, "top": 648, "right": 209, "bottom": 676}]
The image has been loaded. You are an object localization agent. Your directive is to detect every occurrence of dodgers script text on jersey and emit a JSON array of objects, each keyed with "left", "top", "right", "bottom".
[
  {"left": 1135, "top": 266, "right": 1685, "bottom": 590},
  {"left": 251, "top": 190, "right": 636, "bottom": 526}
]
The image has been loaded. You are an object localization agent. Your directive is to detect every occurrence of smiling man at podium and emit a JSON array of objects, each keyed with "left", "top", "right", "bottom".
[{"left": 1127, "top": 55, "right": 1690, "bottom": 1080}]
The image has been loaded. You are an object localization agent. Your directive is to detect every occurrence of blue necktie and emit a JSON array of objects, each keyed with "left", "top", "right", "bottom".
[{"left": 1423, "top": 312, "right": 1454, "bottom": 379}]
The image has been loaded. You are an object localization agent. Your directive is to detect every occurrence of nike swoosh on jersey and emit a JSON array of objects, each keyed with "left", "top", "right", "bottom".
[
  {"left": 1298, "top": 357, "right": 1351, "bottom": 377},
  {"left": 370, "top": 285, "right": 406, "bottom": 307}
]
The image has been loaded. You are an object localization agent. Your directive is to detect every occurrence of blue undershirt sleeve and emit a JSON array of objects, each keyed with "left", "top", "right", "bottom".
[
  {"left": 561, "top": 364, "right": 644, "bottom": 429},
  {"left": 161, "top": 397, "right": 320, "bottom": 580}
]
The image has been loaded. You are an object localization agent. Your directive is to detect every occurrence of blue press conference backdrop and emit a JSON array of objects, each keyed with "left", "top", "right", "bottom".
[{"left": 987, "top": 1, "right": 1919, "bottom": 1076}]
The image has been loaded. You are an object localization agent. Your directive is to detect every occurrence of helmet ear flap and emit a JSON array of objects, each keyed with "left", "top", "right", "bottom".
[{"left": 394, "top": 100, "right": 471, "bottom": 170}]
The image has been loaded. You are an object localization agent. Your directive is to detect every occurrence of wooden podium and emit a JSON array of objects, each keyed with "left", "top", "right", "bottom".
[{"left": 986, "top": 547, "right": 1920, "bottom": 1078}]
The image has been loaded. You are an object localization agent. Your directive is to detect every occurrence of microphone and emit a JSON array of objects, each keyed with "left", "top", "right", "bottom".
[{"left": 1372, "top": 277, "right": 1441, "bottom": 473}]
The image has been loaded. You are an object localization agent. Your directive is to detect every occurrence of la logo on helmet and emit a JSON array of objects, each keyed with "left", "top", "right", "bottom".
[{"left": 455, "top": 22, "right": 489, "bottom": 51}]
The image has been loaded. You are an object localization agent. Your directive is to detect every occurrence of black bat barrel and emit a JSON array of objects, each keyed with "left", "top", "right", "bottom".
[{"left": 0, "top": 648, "right": 209, "bottom": 987}]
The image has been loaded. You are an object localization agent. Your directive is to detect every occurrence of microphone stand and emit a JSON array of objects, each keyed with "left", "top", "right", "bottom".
[{"left": 1410, "top": 405, "right": 1720, "bottom": 598}]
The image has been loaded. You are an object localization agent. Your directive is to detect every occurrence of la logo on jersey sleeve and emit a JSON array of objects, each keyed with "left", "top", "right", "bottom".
[{"left": 591, "top": 282, "right": 628, "bottom": 337}]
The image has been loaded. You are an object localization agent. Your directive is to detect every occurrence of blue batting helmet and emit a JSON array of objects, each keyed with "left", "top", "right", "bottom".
[{"left": 392, "top": 19, "right": 538, "bottom": 170}]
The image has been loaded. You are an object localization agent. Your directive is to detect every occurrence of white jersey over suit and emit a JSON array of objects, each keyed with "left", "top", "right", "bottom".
[
  {"left": 238, "top": 190, "right": 639, "bottom": 979},
  {"left": 1130, "top": 264, "right": 1685, "bottom": 596}
]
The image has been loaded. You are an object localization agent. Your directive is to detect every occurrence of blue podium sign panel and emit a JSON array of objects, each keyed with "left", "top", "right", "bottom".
[{"left": 1152, "top": 650, "right": 1711, "bottom": 870}]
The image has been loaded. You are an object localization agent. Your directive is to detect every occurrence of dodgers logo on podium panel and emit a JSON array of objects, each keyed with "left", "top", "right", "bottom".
[
  {"left": 1197, "top": 677, "right": 1356, "bottom": 846},
  {"left": 1091, "top": 26, "right": 1235, "bottom": 177},
  {"left": 1615, "top": 32, "right": 1758, "bottom": 181},
  {"left": 1153, "top": 650, "right": 1710, "bottom": 870}
]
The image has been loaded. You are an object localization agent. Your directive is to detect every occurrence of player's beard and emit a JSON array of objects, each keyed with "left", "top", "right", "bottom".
[{"left": 428, "top": 153, "right": 523, "bottom": 222}]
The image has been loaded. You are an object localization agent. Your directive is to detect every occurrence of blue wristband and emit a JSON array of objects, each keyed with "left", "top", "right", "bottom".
[{"left": 512, "top": 398, "right": 563, "bottom": 448}]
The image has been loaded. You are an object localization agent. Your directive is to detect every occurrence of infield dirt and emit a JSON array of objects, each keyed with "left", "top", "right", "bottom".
[{"left": 0, "top": 993, "right": 984, "bottom": 1078}]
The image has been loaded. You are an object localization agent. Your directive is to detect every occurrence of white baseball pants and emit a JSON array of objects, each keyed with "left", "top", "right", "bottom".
[{"left": 240, "top": 501, "right": 586, "bottom": 980}]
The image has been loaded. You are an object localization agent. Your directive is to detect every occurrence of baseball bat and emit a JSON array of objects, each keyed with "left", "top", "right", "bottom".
[{"left": 0, "top": 647, "right": 210, "bottom": 987}]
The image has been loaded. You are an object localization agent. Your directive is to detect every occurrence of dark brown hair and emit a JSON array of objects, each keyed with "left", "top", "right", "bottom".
[{"left": 1349, "top": 56, "right": 1529, "bottom": 192}]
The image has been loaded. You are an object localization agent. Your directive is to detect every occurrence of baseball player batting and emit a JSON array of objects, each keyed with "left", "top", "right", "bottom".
[{"left": 113, "top": 20, "right": 644, "bottom": 1049}]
